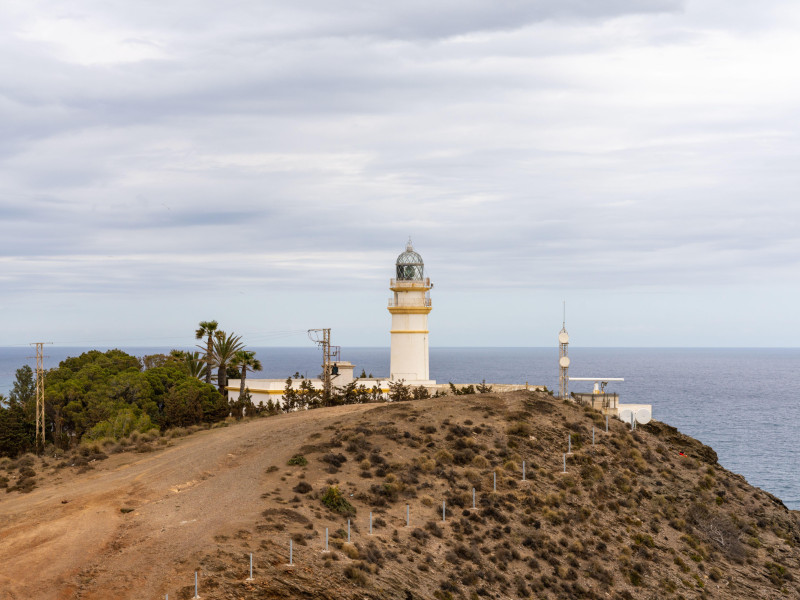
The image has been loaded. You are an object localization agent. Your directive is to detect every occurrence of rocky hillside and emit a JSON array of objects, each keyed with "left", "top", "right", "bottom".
[
  {"left": 2, "top": 390, "right": 798, "bottom": 599},
  {"left": 186, "top": 390, "right": 800, "bottom": 599}
]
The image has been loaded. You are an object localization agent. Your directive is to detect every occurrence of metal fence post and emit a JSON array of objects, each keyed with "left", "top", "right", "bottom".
[
  {"left": 522, "top": 460, "right": 526, "bottom": 481},
  {"left": 493, "top": 471, "right": 496, "bottom": 491},
  {"left": 442, "top": 500, "right": 446, "bottom": 522},
  {"left": 406, "top": 504, "right": 410, "bottom": 527},
  {"left": 325, "top": 527, "right": 329, "bottom": 552},
  {"left": 247, "top": 553, "right": 253, "bottom": 581},
  {"left": 289, "top": 539, "right": 293, "bottom": 566},
  {"left": 193, "top": 572, "right": 199, "bottom": 599},
  {"left": 605, "top": 415, "right": 609, "bottom": 432},
  {"left": 472, "top": 487, "right": 476, "bottom": 509},
  {"left": 369, "top": 511, "right": 373, "bottom": 535},
  {"left": 347, "top": 519, "right": 351, "bottom": 542}
]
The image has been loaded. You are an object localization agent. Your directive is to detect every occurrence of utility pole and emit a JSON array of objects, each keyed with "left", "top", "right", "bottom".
[
  {"left": 29, "top": 342, "right": 52, "bottom": 453},
  {"left": 308, "top": 329, "right": 340, "bottom": 403}
]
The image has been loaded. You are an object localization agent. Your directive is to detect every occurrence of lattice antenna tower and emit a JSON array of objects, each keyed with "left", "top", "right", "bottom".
[
  {"left": 29, "top": 342, "right": 52, "bottom": 453},
  {"left": 558, "top": 304, "right": 570, "bottom": 400},
  {"left": 308, "top": 329, "right": 340, "bottom": 402}
]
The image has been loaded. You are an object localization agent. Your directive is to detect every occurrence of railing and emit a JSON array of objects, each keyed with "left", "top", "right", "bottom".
[
  {"left": 389, "top": 277, "right": 431, "bottom": 288},
  {"left": 388, "top": 297, "right": 432, "bottom": 308}
]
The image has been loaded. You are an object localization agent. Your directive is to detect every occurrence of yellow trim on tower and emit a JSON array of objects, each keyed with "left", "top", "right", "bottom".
[
  {"left": 388, "top": 306, "right": 432, "bottom": 314},
  {"left": 390, "top": 330, "right": 429, "bottom": 334}
]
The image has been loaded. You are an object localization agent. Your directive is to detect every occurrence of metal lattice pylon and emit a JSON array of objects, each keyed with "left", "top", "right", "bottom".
[{"left": 30, "top": 342, "right": 51, "bottom": 452}]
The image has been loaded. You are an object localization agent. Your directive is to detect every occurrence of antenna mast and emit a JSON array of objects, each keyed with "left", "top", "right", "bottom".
[{"left": 558, "top": 304, "right": 570, "bottom": 400}]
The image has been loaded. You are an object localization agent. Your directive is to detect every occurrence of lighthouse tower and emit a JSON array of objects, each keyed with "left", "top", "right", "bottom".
[{"left": 389, "top": 240, "right": 434, "bottom": 383}]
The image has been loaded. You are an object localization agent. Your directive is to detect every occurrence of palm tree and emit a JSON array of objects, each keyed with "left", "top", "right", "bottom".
[
  {"left": 195, "top": 320, "right": 219, "bottom": 385},
  {"left": 171, "top": 350, "right": 208, "bottom": 380},
  {"left": 231, "top": 350, "right": 262, "bottom": 398},
  {"left": 212, "top": 331, "right": 244, "bottom": 394}
]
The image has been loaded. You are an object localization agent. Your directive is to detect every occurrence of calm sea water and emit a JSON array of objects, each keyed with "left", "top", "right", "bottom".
[{"left": 1, "top": 346, "right": 798, "bottom": 510}]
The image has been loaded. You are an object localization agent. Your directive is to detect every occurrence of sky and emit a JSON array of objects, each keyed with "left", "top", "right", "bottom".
[{"left": 1, "top": 0, "right": 799, "bottom": 349}]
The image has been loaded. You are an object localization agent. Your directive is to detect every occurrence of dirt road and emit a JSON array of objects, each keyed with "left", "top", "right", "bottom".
[{"left": 0, "top": 404, "right": 374, "bottom": 600}]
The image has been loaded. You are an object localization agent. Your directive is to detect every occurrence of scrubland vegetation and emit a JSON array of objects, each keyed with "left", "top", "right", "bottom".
[{"left": 177, "top": 390, "right": 800, "bottom": 599}]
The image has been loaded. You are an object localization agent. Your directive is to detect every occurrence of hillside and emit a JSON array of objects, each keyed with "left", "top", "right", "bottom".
[{"left": 1, "top": 390, "right": 799, "bottom": 599}]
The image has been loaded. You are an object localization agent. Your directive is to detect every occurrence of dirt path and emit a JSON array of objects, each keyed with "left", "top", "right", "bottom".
[{"left": 0, "top": 404, "right": 375, "bottom": 600}]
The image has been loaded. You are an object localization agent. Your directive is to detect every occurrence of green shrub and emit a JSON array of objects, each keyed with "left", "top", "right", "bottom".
[
  {"left": 321, "top": 486, "right": 356, "bottom": 516},
  {"left": 287, "top": 455, "right": 308, "bottom": 466}
]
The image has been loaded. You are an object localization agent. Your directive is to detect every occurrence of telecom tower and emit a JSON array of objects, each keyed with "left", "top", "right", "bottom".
[
  {"left": 558, "top": 305, "right": 570, "bottom": 399},
  {"left": 389, "top": 239, "right": 433, "bottom": 382}
]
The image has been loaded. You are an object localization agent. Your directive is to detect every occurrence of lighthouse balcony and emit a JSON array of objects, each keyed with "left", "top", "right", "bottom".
[
  {"left": 388, "top": 297, "right": 432, "bottom": 308},
  {"left": 389, "top": 277, "right": 432, "bottom": 290}
]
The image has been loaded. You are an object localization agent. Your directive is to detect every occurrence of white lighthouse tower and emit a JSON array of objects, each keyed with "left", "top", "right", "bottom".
[{"left": 389, "top": 240, "right": 435, "bottom": 384}]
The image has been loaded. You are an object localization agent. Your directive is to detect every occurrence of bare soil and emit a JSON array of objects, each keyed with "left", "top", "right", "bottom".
[
  {"left": 2, "top": 391, "right": 800, "bottom": 600},
  {"left": 0, "top": 404, "right": 375, "bottom": 599}
]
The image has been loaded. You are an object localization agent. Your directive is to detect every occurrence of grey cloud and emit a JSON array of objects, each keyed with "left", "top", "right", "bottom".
[{"left": 1, "top": 0, "right": 799, "bottom": 347}]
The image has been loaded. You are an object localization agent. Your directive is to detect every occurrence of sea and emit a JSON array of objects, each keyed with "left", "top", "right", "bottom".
[{"left": 1, "top": 346, "right": 798, "bottom": 510}]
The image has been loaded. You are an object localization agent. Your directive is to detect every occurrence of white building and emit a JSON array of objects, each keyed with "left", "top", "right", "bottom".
[{"left": 389, "top": 240, "right": 435, "bottom": 385}]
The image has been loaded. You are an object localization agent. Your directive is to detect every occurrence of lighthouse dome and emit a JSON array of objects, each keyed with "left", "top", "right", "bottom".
[{"left": 396, "top": 239, "right": 424, "bottom": 281}]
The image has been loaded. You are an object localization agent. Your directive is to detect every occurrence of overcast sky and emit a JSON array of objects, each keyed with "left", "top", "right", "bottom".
[{"left": 1, "top": 0, "right": 799, "bottom": 349}]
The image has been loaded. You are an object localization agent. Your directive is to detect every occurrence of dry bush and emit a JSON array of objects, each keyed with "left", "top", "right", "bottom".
[
  {"left": 8, "top": 477, "right": 36, "bottom": 494},
  {"left": 16, "top": 454, "right": 35, "bottom": 468},
  {"left": 507, "top": 422, "right": 532, "bottom": 437},
  {"left": 341, "top": 542, "right": 360, "bottom": 559},
  {"left": 18, "top": 466, "right": 36, "bottom": 478},
  {"left": 321, "top": 453, "right": 347, "bottom": 473},
  {"left": 472, "top": 455, "right": 489, "bottom": 469},
  {"left": 343, "top": 564, "right": 368, "bottom": 585},
  {"left": 435, "top": 449, "right": 454, "bottom": 465},
  {"left": 293, "top": 481, "right": 312, "bottom": 494}
]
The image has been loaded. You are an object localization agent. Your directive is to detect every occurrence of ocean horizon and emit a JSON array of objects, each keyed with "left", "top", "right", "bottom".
[{"left": 1, "top": 346, "right": 798, "bottom": 510}]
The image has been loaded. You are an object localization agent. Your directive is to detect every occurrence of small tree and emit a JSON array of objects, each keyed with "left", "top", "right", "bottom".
[
  {"left": 388, "top": 379, "right": 410, "bottom": 402},
  {"left": 412, "top": 385, "right": 430, "bottom": 400},
  {"left": 370, "top": 384, "right": 383, "bottom": 403},
  {"left": 0, "top": 398, "right": 31, "bottom": 458},
  {"left": 476, "top": 380, "right": 493, "bottom": 393},
  {"left": 299, "top": 378, "right": 321, "bottom": 409},
  {"left": 283, "top": 377, "right": 299, "bottom": 412},
  {"left": 334, "top": 380, "right": 362, "bottom": 405}
]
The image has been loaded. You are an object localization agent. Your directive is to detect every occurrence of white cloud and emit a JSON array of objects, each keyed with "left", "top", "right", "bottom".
[{"left": 1, "top": 0, "right": 799, "bottom": 346}]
